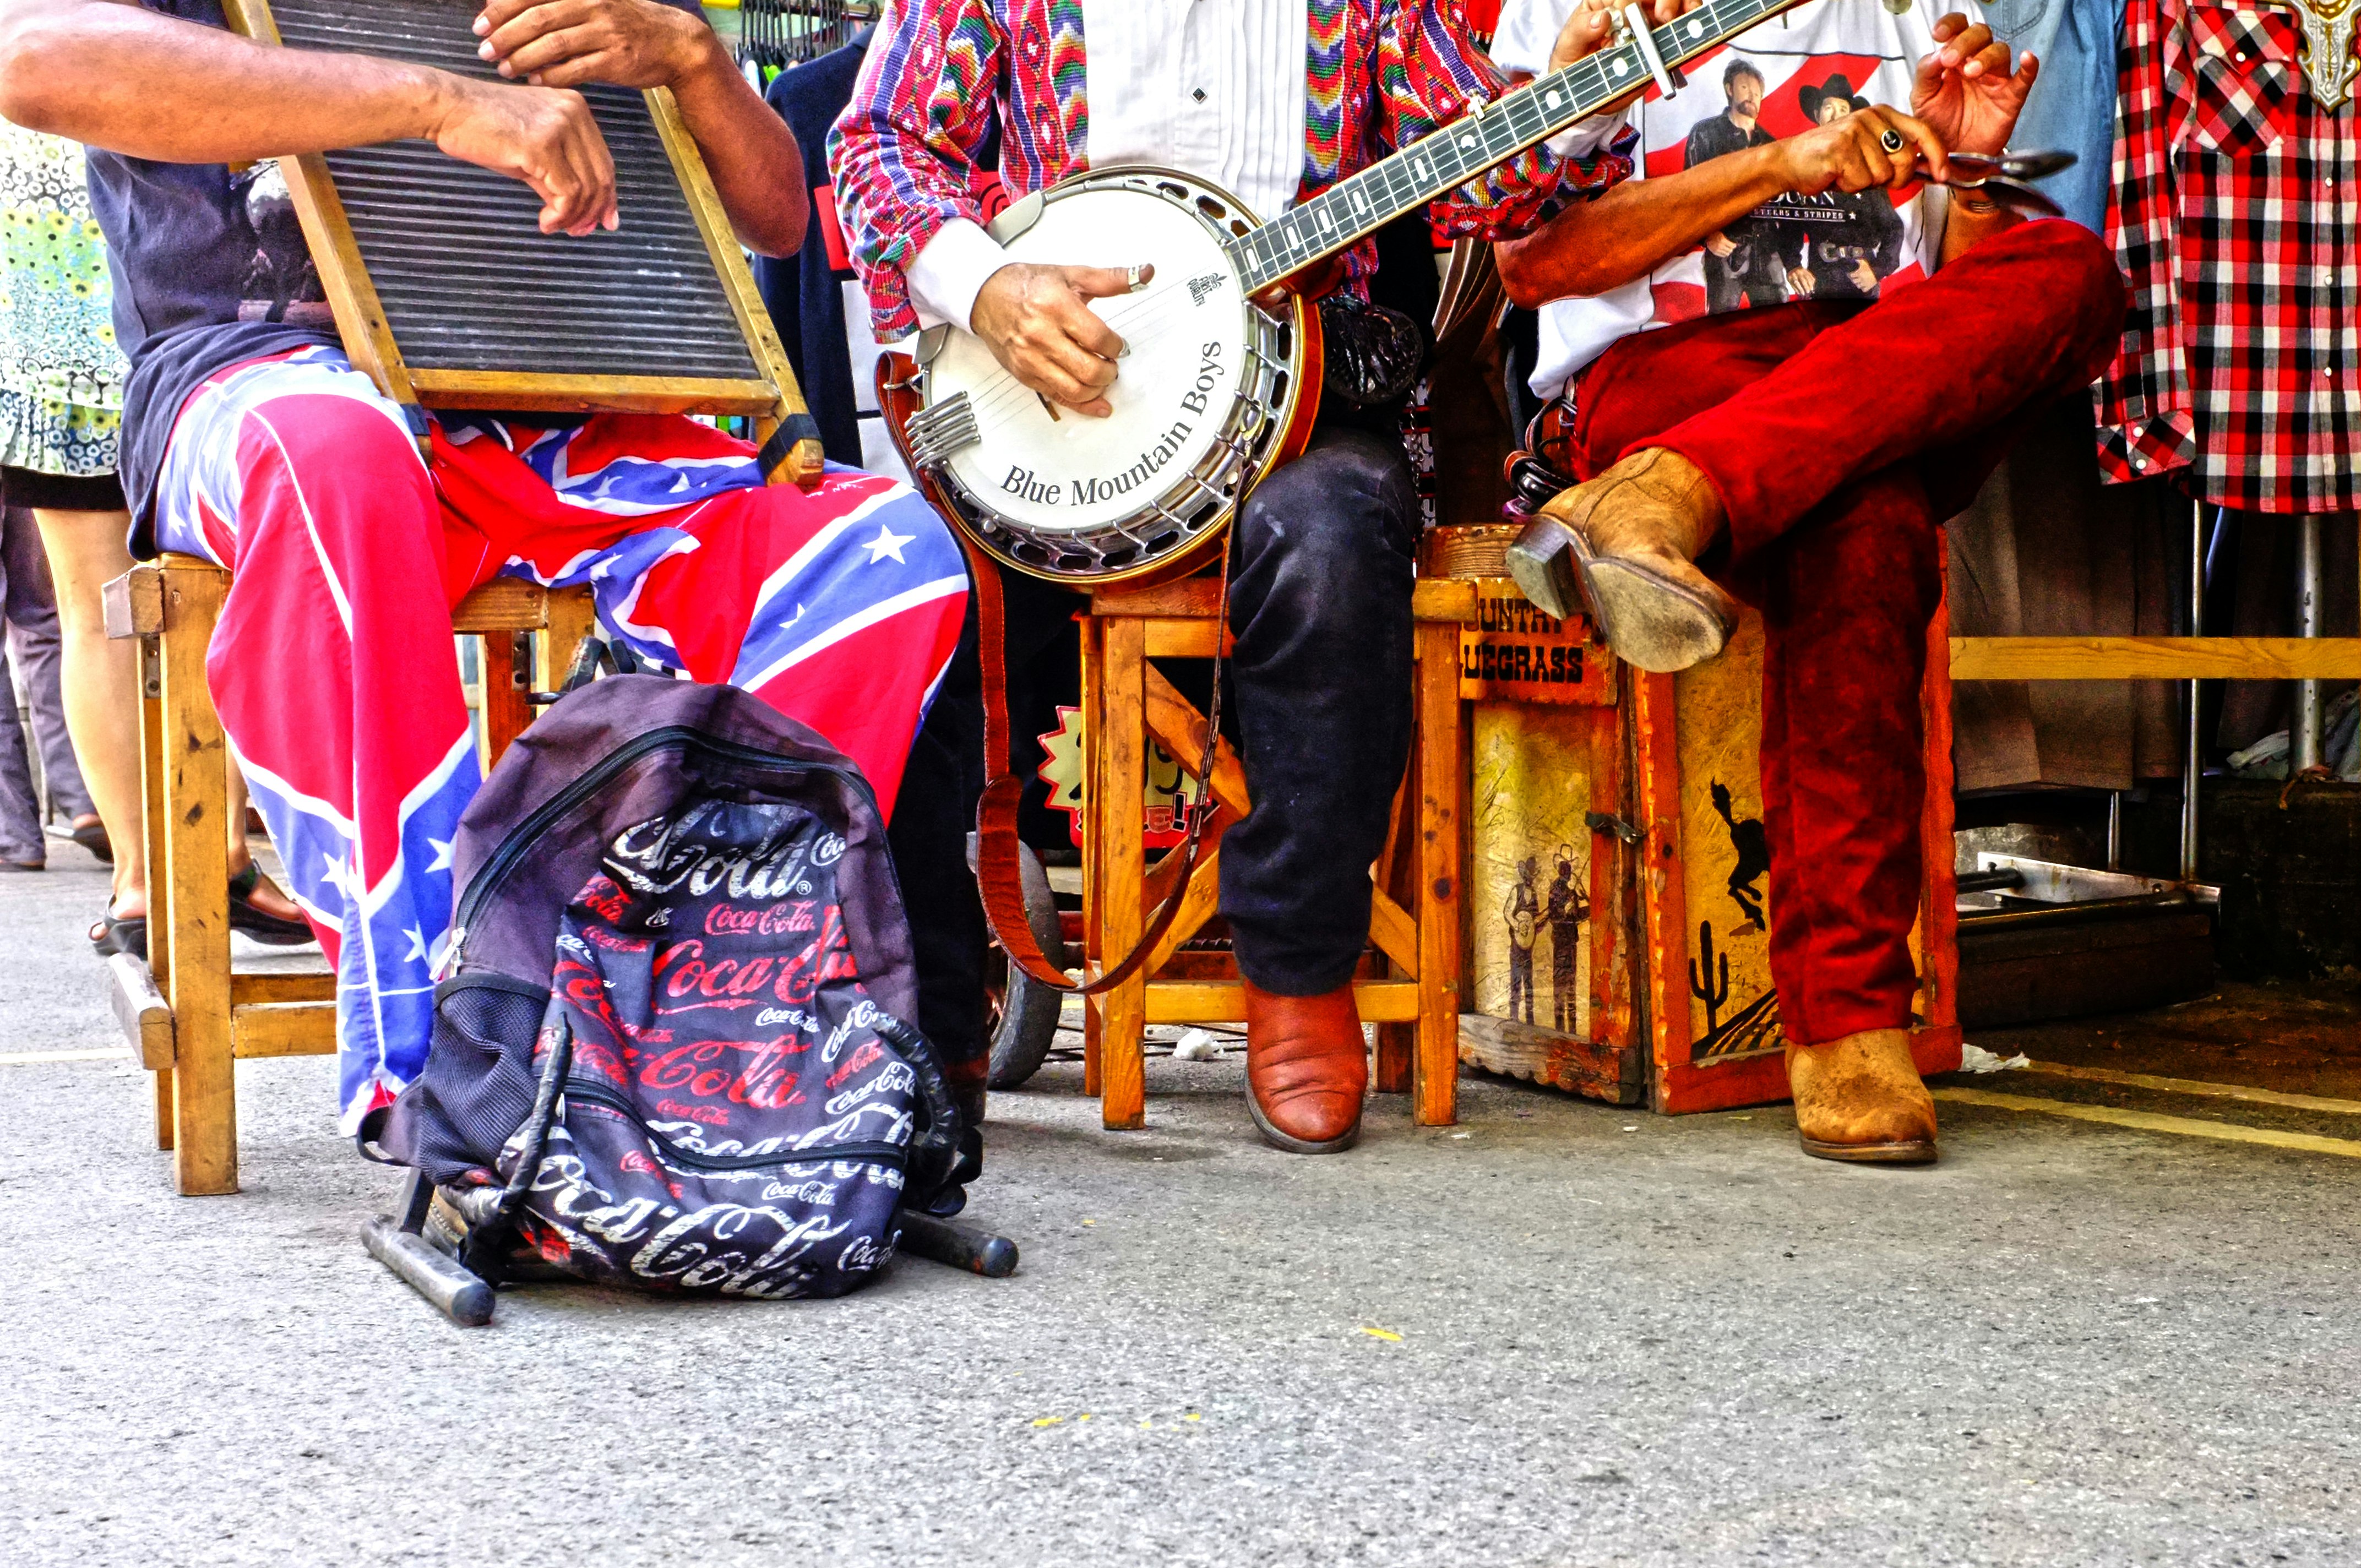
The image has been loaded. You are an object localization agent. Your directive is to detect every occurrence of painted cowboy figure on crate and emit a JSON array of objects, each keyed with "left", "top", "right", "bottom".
[
  {"left": 1490, "top": 0, "right": 2127, "bottom": 1162},
  {"left": 830, "top": 0, "right": 1672, "bottom": 1153}
]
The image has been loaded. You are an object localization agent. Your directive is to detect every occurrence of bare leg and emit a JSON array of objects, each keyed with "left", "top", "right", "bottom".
[
  {"left": 30, "top": 508, "right": 303, "bottom": 927},
  {"left": 31, "top": 508, "right": 143, "bottom": 918}
]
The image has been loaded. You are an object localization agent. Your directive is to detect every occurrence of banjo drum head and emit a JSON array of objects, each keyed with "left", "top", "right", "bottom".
[{"left": 924, "top": 177, "right": 1265, "bottom": 578}]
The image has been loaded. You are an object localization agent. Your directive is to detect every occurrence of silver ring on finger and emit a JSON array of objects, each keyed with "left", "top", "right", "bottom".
[
  {"left": 1878, "top": 127, "right": 1906, "bottom": 155},
  {"left": 1125, "top": 264, "right": 1150, "bottom": 293}
]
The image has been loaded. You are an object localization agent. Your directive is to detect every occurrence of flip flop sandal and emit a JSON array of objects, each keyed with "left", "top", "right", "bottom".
[
  {"left": 90, "top": 909, "right": 148, "bottom": 961},
  {"left": 230, "top": 863, "right": 316, "bottom": 946},
  {"left": 71, "top": 820, "right": 113, "bottom": 864}
]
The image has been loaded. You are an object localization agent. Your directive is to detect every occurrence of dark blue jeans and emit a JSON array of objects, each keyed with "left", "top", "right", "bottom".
[
  {"left": 896, "top": 424, "right": 1417, "bottom": 1042},
  {"left": 1218, "top": 426, "right": 1418, "bottom": 995}
]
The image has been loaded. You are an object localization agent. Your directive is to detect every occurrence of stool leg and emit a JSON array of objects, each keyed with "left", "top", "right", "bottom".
[
  {"left": 1097, "top": 617, "right": 1147, "bottom": 1130},
  {"left": 1374, "top": 771, "right": 1416, "bottom": 1095},
  {"left": 480, "top": 630, "right": 532, "bottom": 766},
  {"left": 152, "top": 1067, "right": 177, "bottom": 1150},
  {"left": 139, "top": 637, "right": 176, "bottom": 1151},
  {"left": 1412, "top": 620, "right": 1462, "bottom": 1127},
  {"left": 160, "top": 564, "right": 237, "bottom": 1194},
  {"left": 538, "top": 587, "right": 599, "bottom": 693}
]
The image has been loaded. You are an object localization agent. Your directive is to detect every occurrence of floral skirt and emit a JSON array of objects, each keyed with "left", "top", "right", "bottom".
[
  {"left": 0, "top": 126, "right": 124, "bottom": 480},
  {"left": 0, "top": 386, "right": 118, "bottom": 477}
]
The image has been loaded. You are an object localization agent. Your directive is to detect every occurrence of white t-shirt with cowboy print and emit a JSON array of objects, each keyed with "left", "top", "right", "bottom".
[{"left": 1493, "top": 0, "right": 1978, "bottom": 400}]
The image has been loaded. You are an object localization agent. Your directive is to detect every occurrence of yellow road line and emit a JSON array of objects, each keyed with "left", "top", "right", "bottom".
[
  {"left": 2019, "top": 1059, "right": 2361, "bottom": 1116},
  {"left": 0, "top": 1048, "right": 122, "bottom": 1065},
  {"left": 1934, "top": 1086, "right": 2361, "bottom": 1159}
]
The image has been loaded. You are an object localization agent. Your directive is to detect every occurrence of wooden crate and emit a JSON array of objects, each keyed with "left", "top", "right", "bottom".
[{"left": 1439, "top": 534, "right": 1962, "bottom": 1113}]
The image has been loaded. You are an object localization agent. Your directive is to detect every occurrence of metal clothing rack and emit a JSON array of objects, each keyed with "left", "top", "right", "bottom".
[
  {"left": 1949, "top": 500, "right": 2361, "bottom": 880},
  {"left": 726, "top": 0, "right": 861, "bottom": 73}
]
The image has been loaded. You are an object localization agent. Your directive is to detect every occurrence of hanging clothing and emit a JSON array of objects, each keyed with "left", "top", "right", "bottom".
[
  {"left": 0, "top": 126, "right": 124, "bottom": 480},
  {"left": 151, "top": 347, "right": 967, "bottom": 1132},
  {"left": 1944, "top": 401, "right": 2185, "bottom": 793},
  {"left": 1977, "top": 0, "right": 2125, "bottom": 233},
  {"left": 2095, "top": 0, "right": 2361, "bottom": 513}
]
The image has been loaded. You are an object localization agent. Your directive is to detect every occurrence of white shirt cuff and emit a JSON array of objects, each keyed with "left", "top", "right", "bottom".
[
  {"left": 907, "top": 218, "right": 1010, "bottom": 334},
  {"left": 1548, "top": 107, "right": 1631, "bottom": 162}
]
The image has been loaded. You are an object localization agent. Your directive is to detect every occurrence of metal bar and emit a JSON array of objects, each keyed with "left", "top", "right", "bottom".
[
  {"left": 2294, "top": 513, "right": 2324, "bottom": 773},
  {"left": 2107, "top": 790, "right": 2123, "bottom": 872},
  {"left": 895, "top": 1210, "right": 1020, "bottom": 1277},
  {"left": 362, "top": 1215, "right": 495, "bottom": 1326},
  {"left": 2182, "top": 501, "right": 2205, "bottom": 884},
  {"left": 1953, "top": 889, "right": 2200, "bottom": 932}
]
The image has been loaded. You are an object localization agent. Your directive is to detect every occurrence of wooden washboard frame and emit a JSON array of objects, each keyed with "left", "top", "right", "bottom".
[{"left": 221, "top": 0, "right": 824, "bottom": 485}]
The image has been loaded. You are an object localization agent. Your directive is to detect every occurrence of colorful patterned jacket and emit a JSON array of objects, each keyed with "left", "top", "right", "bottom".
[{"left": 828, "top": 0, "right": 1632, "bottom": 341}]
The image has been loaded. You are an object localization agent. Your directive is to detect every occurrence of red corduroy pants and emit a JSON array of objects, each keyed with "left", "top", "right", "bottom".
[{"left": 1564, "top": 219, "right": 2126, "bottom": 1044}]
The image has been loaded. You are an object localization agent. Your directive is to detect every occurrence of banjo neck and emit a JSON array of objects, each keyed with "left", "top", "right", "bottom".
[{"left": 1227, "top": 0, "right": 1812, "bottom": 295}]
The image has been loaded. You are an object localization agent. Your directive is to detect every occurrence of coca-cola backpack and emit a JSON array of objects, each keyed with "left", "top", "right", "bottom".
[{"left": 375, "top": 673, "right": 970, "bottom": 1299}]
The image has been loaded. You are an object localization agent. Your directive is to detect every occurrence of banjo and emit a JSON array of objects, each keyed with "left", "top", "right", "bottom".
[{"left": 888, "top": 0, "right": 1813, "bottom": 587}]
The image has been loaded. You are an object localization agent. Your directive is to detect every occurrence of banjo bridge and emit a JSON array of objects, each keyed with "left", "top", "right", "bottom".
[{"left": 906, "top": 391, "right": 981, "bottom": 469}]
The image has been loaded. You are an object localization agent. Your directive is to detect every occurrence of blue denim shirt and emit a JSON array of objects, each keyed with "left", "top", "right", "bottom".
[{"left": 1979, "top": 0, "right": 2124, "bottom": 234}]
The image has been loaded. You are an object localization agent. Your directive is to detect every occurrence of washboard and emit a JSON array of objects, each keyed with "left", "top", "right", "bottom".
[{"left": 221, "top": 0, "right": 824, "bottom": 486}]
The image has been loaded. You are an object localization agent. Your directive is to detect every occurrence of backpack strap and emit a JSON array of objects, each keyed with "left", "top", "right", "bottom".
[
  {"left": 877, "top": 352, "right": 1222, "bottom": 997},
  {"left": 559, "top": 633, "right": 643, "bottom": 694},
  {"left": 457, "top": 993, "right": 575, "bottom": 1284}
]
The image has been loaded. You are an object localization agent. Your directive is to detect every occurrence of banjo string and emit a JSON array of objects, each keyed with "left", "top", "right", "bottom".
[
  {"left": 949, "top": 285, "right": 1211, "bottom": 427},
  {"left": 958, "top": 293, "right": 1197, "bottom": 427}
]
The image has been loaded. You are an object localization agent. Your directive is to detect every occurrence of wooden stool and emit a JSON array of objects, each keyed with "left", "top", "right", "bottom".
[
  {"left": 1077, "top": 575, "right": 1479, "bottom": 1130},
  {"left": 102, "top": 553, "right": 596, "bottom": 1195}
]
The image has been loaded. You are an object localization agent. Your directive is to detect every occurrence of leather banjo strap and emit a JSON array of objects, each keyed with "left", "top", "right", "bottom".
[{"left": 878, "top": 353, "right": 1225, "bottom": 997}]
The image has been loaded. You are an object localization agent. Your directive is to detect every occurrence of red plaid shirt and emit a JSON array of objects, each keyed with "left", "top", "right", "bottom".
[{"left": 2095, "top": 0, "right": 2361, "bottom": 513}]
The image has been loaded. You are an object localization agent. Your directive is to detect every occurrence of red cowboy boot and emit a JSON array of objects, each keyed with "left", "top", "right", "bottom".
[{"left": 1243, "top": 978, "right": 1367, "bottom": 1154}]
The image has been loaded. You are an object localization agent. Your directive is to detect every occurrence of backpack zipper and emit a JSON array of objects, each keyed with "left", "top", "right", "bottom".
[
  {"left": 560, "top": 1081, "right": 910, "bottom": 1174},
  {"left": 445, "top": 725, "right": 879, "bottom": 975}
]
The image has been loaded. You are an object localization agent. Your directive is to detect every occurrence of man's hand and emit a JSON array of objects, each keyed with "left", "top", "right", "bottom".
[
  {"left": 1772, "top": 104, "right": 1951, "bottom": 193},
  {"left": 1788, "top": 266, "right": 1815, "bottom": 296},
  {"left": 1703, "top": 230, "right": 1736, "bottom": 258},
  {"left": 429, "top": 72, "right": 617, "bottom": 235},
  {"left": 1913, "top": 14, "right": 2036, "bottom": 157},
  {"left": 970, "top": 262, "right": 1142, "bottom": 420},
  {"left": 473, "top": 0, "right": 712, "bottom": 89},
  {"left": 1544, "top": 0, "right": 1706, "bottom": 74},
  {"left": 472, "top": 0, "right": 802, "bottom": 254},
  {"left": 1848, "top": 258, "right": 1878, "bottom": 292}
]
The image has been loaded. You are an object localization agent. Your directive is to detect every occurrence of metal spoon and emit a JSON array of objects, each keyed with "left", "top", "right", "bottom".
[{"left": 1924, "top": 148, "right": 2077, "bottom": 219}]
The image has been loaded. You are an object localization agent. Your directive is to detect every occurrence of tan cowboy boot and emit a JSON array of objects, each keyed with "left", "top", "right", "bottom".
[
  {"left": 1243, "top": 978, "right": 1367, "bottom": 1154},
  {"left": 1785, "top": 1027, "right": 1940, "bottom": 1165},
  {"left": 1505, "top": 448, "right": 1740, "bottom": 673}
]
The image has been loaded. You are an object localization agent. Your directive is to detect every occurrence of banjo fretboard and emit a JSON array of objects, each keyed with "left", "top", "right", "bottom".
[{"left": 1228, "top": 0, "right": 1808, "bottom": 293}]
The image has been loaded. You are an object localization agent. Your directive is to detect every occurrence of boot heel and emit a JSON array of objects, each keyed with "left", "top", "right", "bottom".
[{"left": 1506, "top": 517, "right": 1587, "bottom": 622}]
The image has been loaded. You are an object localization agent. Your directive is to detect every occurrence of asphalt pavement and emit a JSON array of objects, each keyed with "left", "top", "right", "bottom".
[{"left": 2, "top": 850, "right": 2355, "bottom": 1567}]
